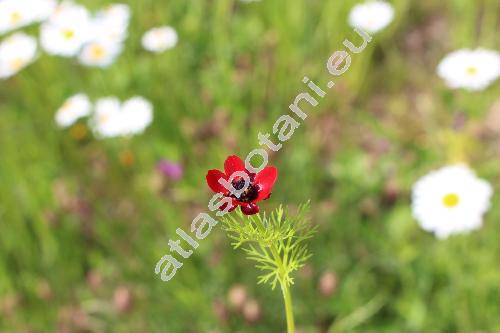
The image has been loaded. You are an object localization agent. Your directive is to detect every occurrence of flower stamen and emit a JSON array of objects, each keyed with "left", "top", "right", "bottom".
[
  {"left": 9, "top": 58, "right": 24, "bottom": 71},
  {"left": 231, "top": 177, "right": 259, "bottom": 203},
  {"left": 10, "top": 12, "right": 22, "bottom": 24},
  {"left": 466, "top": 66, "right": 477, "bottom": 76},
  {"left": 89, "top": 44, "right": 105, "bottom": 60},
  {"left": 442, "top": 193, "right": 459, "bottom": 208},
  {"left": 62, "top": 29, "right": 75, "bottom": 40}
]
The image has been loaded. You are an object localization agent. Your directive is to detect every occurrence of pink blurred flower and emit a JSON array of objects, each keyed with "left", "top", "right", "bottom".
[{"left": 157, "top": 159, "right": 183, "bottom": 180}]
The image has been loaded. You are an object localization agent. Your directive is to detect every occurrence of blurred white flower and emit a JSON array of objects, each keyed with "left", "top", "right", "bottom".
[
  {"left": 91, "top": 97, "right": 123, "bottom": 138},
  {"left": 437, "top": 48, "right": 500, "bottom": 91},
  {"left": 32, "top": 0, "right": 58, "bottom": 22},
  {"left": 78, "top": 3, "right": 130, "bottom": 67},
  {"left": 0, "top": 1, "right": 31, "bottom": 35},
  {"left": 348, "top": 1, "right": 394, "bottom": 34},
  {"left": 40, "top": 1, "right": 93, "bottom": 57},
  {"left": 121, "top": 96, "right": 153, "bottom": 135},
  {"left": 0, "top": 32, "right": 37, "bottom": 79},
  {"left": 78, "top": 40, "right": 123, "bottom": 67},
  {"left": 412, "top": 165, "right": 493, "bottom": 239},
  {"left": 55, "top": 93, "right": 92, "bottom": 128},
  {"left": 39, "top": 2, "right": 129, "bottom": 65},
  {"left": 141, "top": 26, "right": 178, "bottom": 53},
  {"left": 90, "top": 96, "right": 153, "bottom": 138},
  {"left": 0, "top": 0, "right": 56, "bottom": 35},
  {"left": 97, "top": 3, "right": 130, "bottom": 28},
  {"left": 91, "top": 3, "right": 130, "bottom": 44}
]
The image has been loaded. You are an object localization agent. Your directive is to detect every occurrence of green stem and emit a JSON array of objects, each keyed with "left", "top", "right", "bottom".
[
  {"left": 255, "top": 215, "right": 296, "bottom": 333},
  {"left": 281, "top": 283, "right": 295, "bottom": 333},
  {"left": 269, "top": 245, "right": 295, "bottom": 333}
]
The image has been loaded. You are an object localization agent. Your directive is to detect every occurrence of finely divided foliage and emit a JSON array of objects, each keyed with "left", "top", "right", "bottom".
[{"left": 222, "top": 204, "right": 316, "bottom": 289}]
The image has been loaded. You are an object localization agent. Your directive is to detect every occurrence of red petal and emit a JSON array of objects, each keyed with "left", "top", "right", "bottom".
[
  {"left": 224, "top": 155, "right": 246, "bottom": 177},
  {"left": 232, "top": 198, "right": 245, "bottom": 206},
  {"left": 220, "top": 199, "right": 238, "bottom": 212},
  {"left": 206, "top": 169, "right": 228, "bottom": 194},
  {"left": 254, "top": 166, "right": 278, "bottom": 201},
  {"left": 241, "top": 203, "right": 260, "bottom": 215}
]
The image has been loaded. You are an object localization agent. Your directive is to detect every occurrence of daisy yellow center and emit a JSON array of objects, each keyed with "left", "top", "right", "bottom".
[
  {"left": 62, "top": 29, "right": 75, "bottom": 40},
  {"left": 98, "top": 113, "right": 109, "bottom": 124},
  {"left": 89, "top": 45, "right": 105, "bottom": 60},
  {"left": 442, "top": 193, "right": 460, "bottom": 208},
  {"left": 60, "top": 101, "right": 73, "bottom": 113},
  {"left": 154, "top": 30, "right": 165, "bottom": 38},
  {"left": 10, "top": 11, "right": 22, "bottom": 24},
  {"left": 9, "top": 58, "right": 24, "bottom": 71},
  {"left": 466, "top": 66, "right": 477, "bottom": 76},
  {"left": 54, "top": 6, "right": 63, "bottom": 16}
]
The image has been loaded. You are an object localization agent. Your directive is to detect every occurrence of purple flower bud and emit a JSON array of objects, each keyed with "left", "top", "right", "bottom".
[{"left": 157, "top": 160, "right": 183, "bottom": 180}]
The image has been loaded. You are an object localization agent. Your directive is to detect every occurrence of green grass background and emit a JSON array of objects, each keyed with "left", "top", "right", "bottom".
[{"left": 0, "top": 0, "right": 499, "bottom": 332}]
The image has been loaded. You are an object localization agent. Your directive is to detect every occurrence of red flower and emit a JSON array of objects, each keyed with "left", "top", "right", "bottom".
[{"left": 206, "top": 155, "right": 278, "bottom": 215}]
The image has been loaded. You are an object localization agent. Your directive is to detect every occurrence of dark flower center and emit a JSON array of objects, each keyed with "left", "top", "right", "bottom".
[{"left": 231, "top": 177, "right": 259, "bottom": 203}]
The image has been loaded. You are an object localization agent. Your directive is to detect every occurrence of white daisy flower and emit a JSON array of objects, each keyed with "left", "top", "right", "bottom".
[
  {"left": 78, "top": 4, "right": 129, "bottom": 67},
  {"left": 55, "top": 93, "right": 92, "bottom": 128},
  {"left": 437, "top": 48, "right": 500, "bottom": 91},
  {"left": 120, "top": 96, "right": 154, "bottom": 135},
  {"left": 141, "top": 26, "right": 178, "bottom": 53},
  {"left": 90, "top": 96, "right": 153, "bottom": 138},
  {"left": 91, "top": 3, "right": 130, "bottom": 44},
  {"left": 90, "top": 97, "right": 124, "bottom": 138},
  {"left": 0, "top": 32, "right": 37, "bottom": 79},
  {"left": 412, "top": 165, "right": 493, "bottom": 239},
  {"left": 0, "top": 1, "right": 29, "bottom": 35},
  {"left": 97, "top": 3, "right": 130, "bottom": 28},
  {"left": 78, "top": 40, "right": 123, "bottom": 68},
  {"left": 32, "top": 0, "right": 58, "bottom": 22},
  {"left": 0, "top": 0, "right": 56, "bottom": 35},
  {"left": 40, "top": 1, "right": 93, "bottom": 57},
  {"left": 348, "top": 1, "right": 394, "bottom": 34}
]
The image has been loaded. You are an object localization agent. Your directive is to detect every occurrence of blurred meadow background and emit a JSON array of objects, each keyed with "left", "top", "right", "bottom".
[{"left": 1, "top": 0, "right": 500, "bottom": 332}]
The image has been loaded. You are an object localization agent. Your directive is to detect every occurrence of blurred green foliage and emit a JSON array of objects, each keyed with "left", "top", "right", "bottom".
[{"left": 0, "top": 0, "right": 499, "bottom": 332}]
